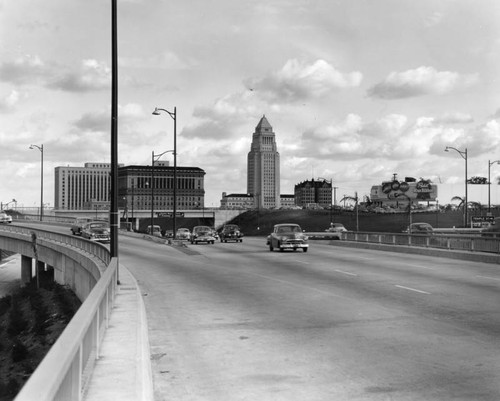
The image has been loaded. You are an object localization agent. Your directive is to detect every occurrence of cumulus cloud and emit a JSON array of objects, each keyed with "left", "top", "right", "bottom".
[
  {"left": 0, "top": 55, "right": 112, "bottom": 92},
  {"left": 0, "top": 90, "right": 21, "bottom": 112},
  {"left": 0, "top": 55, "right": 49, "bottom": 85},
  {"left": 244, "top": 59, "right": 362, "bottom": 103},
  {"left": 48, "top": 59, "right": 111, "bottom": 92},
  {"left": 367, "top": 66, "right": 479, "bottom": 99},
  {"left": 434, "top": 112, "right": 474, "bottom": 125}
]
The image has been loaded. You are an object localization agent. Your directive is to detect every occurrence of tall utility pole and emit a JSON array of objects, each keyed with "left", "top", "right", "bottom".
[{"left": 110, "top": 0, "right": 119, "bottom": 263}]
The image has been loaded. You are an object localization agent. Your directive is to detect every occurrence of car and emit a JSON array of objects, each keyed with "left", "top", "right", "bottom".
[
  {"left": 405, "top": 222, "right": 434, "bottom": 234},
  {"left": 176, "top": 228, "right": 191, "bottom": 240},
  {"left": 191, "top": 226, "right": 216, "bottom": 244},
  {"left": 0, "top": 211, "right": 12, "bottom": 224},
  {"left": 481, "top": 217, "right": 500, "bottom": 237},
  {"left": 219, "top": 224, "right": 243, "bottom": 243},
  {"left": 325, "top": 223, "right": 347, "bottom": 233},
  {"left": 268, "top": 223, "right": 309, "bottom": 252},
  {"left": 71, "top": 217, "right": 91, "bottom": 235},
  {"left": 81, "top": 221, "right": 111, "bottom": 243},
  {"left": 146, "top": 225, "right": 162, "bottom": 237}
]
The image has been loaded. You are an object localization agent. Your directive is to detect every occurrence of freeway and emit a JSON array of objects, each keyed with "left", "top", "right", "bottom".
[{"left": 119, "top": 235, "right": 500, "bottom": 401}]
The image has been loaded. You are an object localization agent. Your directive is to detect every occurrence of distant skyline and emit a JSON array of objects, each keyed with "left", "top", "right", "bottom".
[{"left": 1, "top": 0, "right": 500, "bottom": 209}]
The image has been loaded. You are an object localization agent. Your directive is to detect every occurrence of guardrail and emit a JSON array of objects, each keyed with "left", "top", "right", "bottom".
[
  {"left": 0, "top": 224, "right": 110, "bottom": 266},
  {"left": 0, "top": 225, "right": 115, "bottom": 400},
  {"left": 343, "top": 231, "right": 500, "bottom": 254}
]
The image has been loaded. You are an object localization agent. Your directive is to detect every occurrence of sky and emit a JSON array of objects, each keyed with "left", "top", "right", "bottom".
[{"left": 1, "top": 0, "right": 500, "bottom": 209}]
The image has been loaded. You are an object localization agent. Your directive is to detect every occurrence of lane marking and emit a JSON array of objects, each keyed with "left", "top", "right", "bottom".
[
  {"left": 476, "top": 275, "right": 500, "bottom": 281},
  {"left": 406, "top": 263, "right": 434, "bottom": 270},
  {"left": 335, "top": 269, "right": 358, "bottom": 276},
  {"left": 395, "top": 285, "right": 430, "bottom": 295}
]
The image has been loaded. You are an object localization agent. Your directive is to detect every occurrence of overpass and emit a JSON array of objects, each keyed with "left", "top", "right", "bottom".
[{"left": 1, "top": 223, "right": 500, "bottom": 400}]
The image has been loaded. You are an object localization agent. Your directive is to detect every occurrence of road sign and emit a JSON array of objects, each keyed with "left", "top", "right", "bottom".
[{"left": 157, "top": 212, "right": 184, "bottom": 218}]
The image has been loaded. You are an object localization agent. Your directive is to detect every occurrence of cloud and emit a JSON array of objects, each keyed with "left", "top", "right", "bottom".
[
  {"left": 0, "top": 90, "right": 21, "bottom": 112},
  {"left": 367, "top": 66, "right": 479, "bottom": 99},
  {"left": 0, "top": 55, "right": 111, "bottom": 92},
  {"left": 48, "top": 59, "right": 111, "bottom": 92},
  {"left": 244, "top": 59, "right": 362, "bottom": 103},
  {"left": 0, "top": 55, "right": 49, "bottom": 85},
  {"left": 434, "top": 112, "right": 474, "bottom": 125}
]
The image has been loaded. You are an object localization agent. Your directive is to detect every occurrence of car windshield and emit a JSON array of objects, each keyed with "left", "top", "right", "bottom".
[
  {"left": 277, "top": 226, "right": 301, "bottom": 234},
  {"left": 89, "top": 223, "right": 108, "bottom": 229},
  {"left": 195, "top": 226, "right": 211, "bottom": 233}
]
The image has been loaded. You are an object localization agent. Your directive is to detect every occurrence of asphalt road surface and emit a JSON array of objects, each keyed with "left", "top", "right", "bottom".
[{"left": 118, "top": 235, "right": 500, "bottom": 401}]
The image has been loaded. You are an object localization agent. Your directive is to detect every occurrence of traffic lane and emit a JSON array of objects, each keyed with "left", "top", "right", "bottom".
[
  {"left": 307, "top": 240, "right": 500, "bottom": 338},
  {"left": 121, "top": 236, "right": 500, "bottom": 400}
]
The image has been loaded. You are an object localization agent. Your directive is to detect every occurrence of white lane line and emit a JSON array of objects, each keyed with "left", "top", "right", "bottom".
[
  {"left": 407, "top": 263, "right": 434, "bottom": 270},
  {"left": 476, "top": 275, "right": 500, "bottom": 281},
  {"left": 395, "top": 285, "right": 431, "bottom": 295},
  {"left": 296, "top": 260, "right": 310, "bottom": 265},
  {"left": 335, "top": 269, "right": 358, "bottom": 276}
]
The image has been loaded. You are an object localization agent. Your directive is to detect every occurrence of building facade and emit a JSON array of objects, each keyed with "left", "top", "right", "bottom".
[
  {"left": 220, "top": 193, "right": 254, "bottom": 209},
  {"left": 294, "top": 179, "right": 332, "bottom": 208},
  {"left": 117, "top": 164, "right": 205, "bottom": 214},
  {"left": 54, "top": 163, "right": 118, "bottom": 210},
  {"left": 247, "top": 115, "right": 280, "bottom": 209},
  {"left": 280, "top": 194, "right": 296, "bottom": 208}
]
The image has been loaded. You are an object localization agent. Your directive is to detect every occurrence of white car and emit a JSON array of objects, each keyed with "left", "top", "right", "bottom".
[{"left": 0, "top": 212, "right": 12, "bottom": 224}]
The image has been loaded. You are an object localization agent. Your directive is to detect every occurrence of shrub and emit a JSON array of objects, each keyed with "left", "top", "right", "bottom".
[
  {"left": 7, "top": 296, "right": 28, "bottom": 337},
  {"left": 12, "top": 338, "right": 28, "bottom": 362}
]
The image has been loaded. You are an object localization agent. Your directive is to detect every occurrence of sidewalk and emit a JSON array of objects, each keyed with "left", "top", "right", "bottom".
[{"left": 83, "top": 264, "right": 154, "bottom": 401}]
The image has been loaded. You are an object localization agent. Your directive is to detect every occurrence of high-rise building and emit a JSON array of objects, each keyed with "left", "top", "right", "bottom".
[
  {"left": 247, "top": 115, "right": 280, "bottom": 209},
  {"left": 54, "top": 163, "right": 117, "bottom": 210},
  {"left": 294, "top": 179, "right": 332, "bottom": 209}
]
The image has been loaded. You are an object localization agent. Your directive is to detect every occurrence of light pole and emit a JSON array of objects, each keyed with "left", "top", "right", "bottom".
[
  {"left": 152, "top": 106, "right": 177, "bottom": 239},
  {"left": 445, "top": 146, "right": 468, "bottom": 227},
  {"left": 29, "top": 144, "right": 44, "bottom": 221},
  {"left": 488, "top": 160, "right": 500, "bottom": 214},
  {"left": 151, "top": 150, "right": 172, "bottom": 235}
]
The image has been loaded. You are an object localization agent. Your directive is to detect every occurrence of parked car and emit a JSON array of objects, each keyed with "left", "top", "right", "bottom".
[
  {"left": 0, "top": 211, "right": 12, "bottom": 224},
  {"left": 405, "top": 222, "right": 434, "bottom": 234},
  {"left": 81, "top": 221, "right": 111, "bottom": 243},
  {"left": 147, "top": 225, "right": 162, "bottom": 237},
  {"left": 219, "top": 224, "right": 244, "bottom": 243},
  {"left": 176, "top": 228, "right": 191, "bottom": 240},
  {"left": 191, "top": 226, "right": 216, "bottom": 244},
  {"left": 71, "top": 217, "right": 91, "bottom": 235},
  {"left": 268, "top": 223, "right": 309, "bottom": 252},
  {"left": 481, "top": 217, "right": 500, "bottom": 237}
]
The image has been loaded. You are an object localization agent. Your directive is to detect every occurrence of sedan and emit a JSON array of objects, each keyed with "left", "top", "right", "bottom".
[
  {"left": 268, "top": 223, "right": 309, "bottom": 252},
  {"left": 176, "top": 228, "right": 191, "bottom": 240},
  {"left": 81, "top": 221, "right": 111, "bottom": 243},
  {"left": 191, "top": 226, "right": 216, "bottom": 244},
  {"left": 0, "top": 212, "right": 12, "bottom": 224}
]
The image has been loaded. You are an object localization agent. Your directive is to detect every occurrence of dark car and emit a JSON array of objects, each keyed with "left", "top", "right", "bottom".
[
  {"left": 70, "top": 217, "right": 91, "bottom": 235},
  {"left": 268, "top": 223, "right": 309, "bottom": 252},
  {"left": 191, "top": 226, "right": 216, "bottom": 244},
  {"left": 81, "top": 221, "right": 111, "bottom": 243},
  {"left": 405, "top": 222, "right": 434, "bottom": 234},
  {"left": 219, "top": 224, "right": 243, "bottom": 243}
]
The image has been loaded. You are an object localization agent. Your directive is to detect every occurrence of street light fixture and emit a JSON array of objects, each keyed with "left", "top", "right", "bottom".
[
  {"left": 488, "top": 160, "right": 500, "bottom": 214},
  {"left": 29, "top": 144, "right": 44, "bottom": 221},
  {"left": 150, "top": 150, "right": 173, "bottom": 235},
  {"left": 152, "top": 106, "right": 177, "bottom": 239},
  {"left": 445, "top": 146, "right": 468, "bottom": 227}
]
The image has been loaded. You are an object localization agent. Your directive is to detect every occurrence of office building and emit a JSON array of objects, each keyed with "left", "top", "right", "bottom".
[{"left": 294, "top": 179, "right": 332, "bottom": 209}]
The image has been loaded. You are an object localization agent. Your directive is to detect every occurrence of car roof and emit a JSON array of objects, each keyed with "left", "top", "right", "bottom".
[{"left": 274, "top": 223, "right": 300, "bottom": 227}]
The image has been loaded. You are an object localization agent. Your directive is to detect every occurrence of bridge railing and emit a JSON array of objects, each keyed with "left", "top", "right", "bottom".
[
  {"left": 14, "top": 258, "right": 117, "bottom": 401},
  {"left": 343, "top": 231, "right": 500, "bottom": 254},
  {"left": 0, "top": 225, "right": 115, "bottom": 401},
  {"left": 0, "top": 224, "right": 110, "bottom": 266}
]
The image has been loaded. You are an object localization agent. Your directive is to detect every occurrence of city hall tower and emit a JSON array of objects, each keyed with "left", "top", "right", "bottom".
[{"left": 247, "top": 115, "right": 280, "bottom": 209}]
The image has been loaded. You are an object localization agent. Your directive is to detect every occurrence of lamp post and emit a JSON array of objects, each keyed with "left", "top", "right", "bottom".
[
  {"left": 152, "top": 106, "right": 177, "bottom": 239},
  {"left": 29, "top": 144, "right": 44, "bottom": 221},
  {"left": 150, "top": 150, "right": 172, "bottom": 235},
  {"left": 445, "top": 146, "right": 468, "bottom": 227},
  {"left": 488, "top": 160, "right": 500, "bottom": 214}
]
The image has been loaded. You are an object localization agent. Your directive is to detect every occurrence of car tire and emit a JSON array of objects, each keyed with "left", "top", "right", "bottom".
[
  {"left": 269, "top": 243, "right": 274, "bottom": 252},
  {"left": 303, "top": 248, "right": 308, "bottom": 253}
]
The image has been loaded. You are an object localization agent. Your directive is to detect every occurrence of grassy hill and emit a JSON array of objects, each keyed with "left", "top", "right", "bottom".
[{"left": 228, "top": 209, "right": 468, "bottom": 236}]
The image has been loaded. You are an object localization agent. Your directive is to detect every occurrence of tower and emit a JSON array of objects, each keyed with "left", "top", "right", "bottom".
[{"left": 247, "top": 115, "right": 280, "bottom": 209}]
